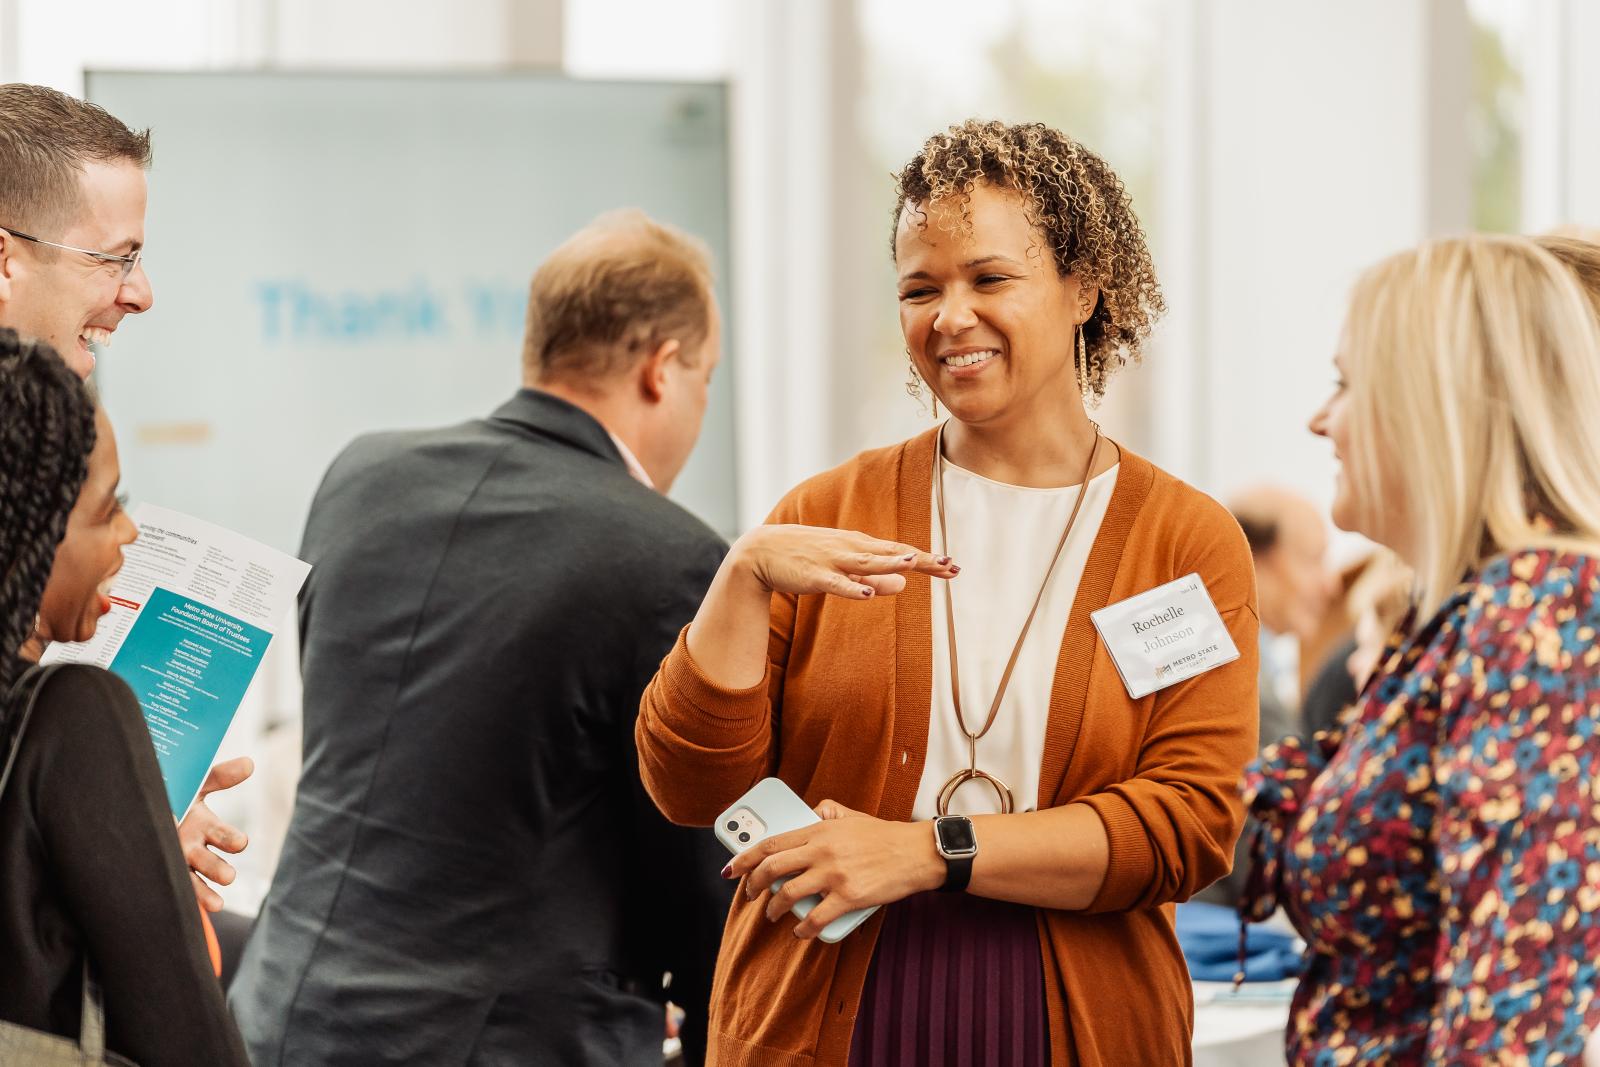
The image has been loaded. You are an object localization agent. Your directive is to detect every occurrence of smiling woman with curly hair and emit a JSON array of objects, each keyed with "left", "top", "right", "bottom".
[
  {"left": 638, "top": 120, "right": 1259, "bottom": 1066},
  {"left": 893, "top": 119, "right": 1164, "bottom": 403}
]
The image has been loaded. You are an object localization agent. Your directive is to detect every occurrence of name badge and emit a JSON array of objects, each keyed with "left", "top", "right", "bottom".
[{"left": 1091, "top": 573, "right": 1240, "bottom": 699}]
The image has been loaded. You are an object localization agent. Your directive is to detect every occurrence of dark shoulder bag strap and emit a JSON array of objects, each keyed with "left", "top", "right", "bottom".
[
  {"left": 0, "top": 662, "right": 131, "bottom": 1066},
  {"left": 0, "top": 662, "right": 65, "bottom": 803}
]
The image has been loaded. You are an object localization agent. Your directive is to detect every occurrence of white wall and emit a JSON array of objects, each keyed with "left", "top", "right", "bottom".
[
  {"left": 271, "top": 0, "right": 560, "bottom": 67},
  {"left": 2, "top": 0, "right": 252, "bottom": 89},
  {"left": 0, "top": 0, "right": 562, "bottom": 89},
  {"left": 1155, "top": 0, "right": 1471, "bottom": 529},
  {"left": 563, "top": 0, "right": 731, "bottom": 80},
  {"left": 725, "top": 0, "right": 863, "bottom": 524},
  {"left": 1565, "top": 2, "right": 1600, "bottom": 228}
]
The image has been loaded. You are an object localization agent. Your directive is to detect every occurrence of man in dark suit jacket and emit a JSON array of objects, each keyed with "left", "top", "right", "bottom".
[{"left": 230, "top": 210, "right": 733, "bottom": 1065}]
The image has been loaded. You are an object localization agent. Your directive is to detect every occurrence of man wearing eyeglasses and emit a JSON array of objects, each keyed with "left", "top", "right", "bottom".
[
  {"left": 0, "top": 83, "right": 254, "bottom": 920},
  {"left": 0, "top": 85, "right": 151, "bottom": 377}
]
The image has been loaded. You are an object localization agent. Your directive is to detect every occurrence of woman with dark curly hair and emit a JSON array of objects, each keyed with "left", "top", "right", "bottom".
[
  {"left": 637, "top": 120, "right": 1259, "bottom": 1065},
  {"left": 0, "top": 328, "right": 248, "bottom": 1065}
]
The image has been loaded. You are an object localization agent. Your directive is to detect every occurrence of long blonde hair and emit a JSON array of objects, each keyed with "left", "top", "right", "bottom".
[{"left": 1342, "top": 234, "right": 1600, "bottom": 614}]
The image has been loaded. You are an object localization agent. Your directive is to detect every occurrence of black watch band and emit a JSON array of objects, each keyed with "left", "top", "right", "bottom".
[
  {"left": 940, "top": 853, "right": 974, "bottom": 893},
  {"left": 933, "top": 815, "right": 977, "bottom": 893}
]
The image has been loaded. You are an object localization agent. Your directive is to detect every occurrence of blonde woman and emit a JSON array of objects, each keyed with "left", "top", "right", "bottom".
[{"left": 1243, "top": 235, "right": 1600, "bottom": 1064}]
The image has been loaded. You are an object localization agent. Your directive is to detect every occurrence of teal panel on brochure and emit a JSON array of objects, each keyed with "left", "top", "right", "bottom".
[{"left": 107, "top": 586, "right": 272, "bottom": 815}]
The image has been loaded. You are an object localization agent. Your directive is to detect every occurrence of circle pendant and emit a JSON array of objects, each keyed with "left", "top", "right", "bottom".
[{"left": 936, "top": 767, "right": 1015, "bottom": 816}]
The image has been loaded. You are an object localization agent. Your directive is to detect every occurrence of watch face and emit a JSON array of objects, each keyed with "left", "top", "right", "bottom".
[{"left": 937, "top": 817, "right": 977, "bottom": 853}]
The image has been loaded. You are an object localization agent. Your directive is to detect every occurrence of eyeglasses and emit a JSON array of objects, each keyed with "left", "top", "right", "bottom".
[{"left": 0, "top": 226, "right": 142, "bottom": 281}]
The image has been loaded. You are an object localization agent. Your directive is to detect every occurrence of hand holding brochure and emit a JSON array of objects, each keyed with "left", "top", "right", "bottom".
[{"left": 41, "top": 504, "right": 310, "bottom": 816}]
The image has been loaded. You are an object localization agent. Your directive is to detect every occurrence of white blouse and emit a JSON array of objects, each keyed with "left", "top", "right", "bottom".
[{"left": 912, "top": 458, "right": 1119, "bottom": 820}]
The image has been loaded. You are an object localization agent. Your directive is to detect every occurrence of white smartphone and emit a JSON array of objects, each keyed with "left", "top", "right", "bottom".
[{"left": 713, "top": 777, "right": 879, "bottom": 944}]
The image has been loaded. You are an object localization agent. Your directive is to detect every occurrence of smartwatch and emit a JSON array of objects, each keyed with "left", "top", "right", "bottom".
[{"left": 933, "top": 815, "right": 977, "bottom": 893}]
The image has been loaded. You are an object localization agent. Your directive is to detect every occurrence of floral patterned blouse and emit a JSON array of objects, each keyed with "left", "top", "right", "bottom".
[{"left": 1242, "top": 549, "right": 1600, "bottom": 1065}]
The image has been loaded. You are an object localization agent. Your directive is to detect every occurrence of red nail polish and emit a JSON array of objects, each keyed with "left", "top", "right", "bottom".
[
  {"left": 721, "top": 864, "right": 734, "bottom": 879},
  {"left": 936, "top": 556, "right": 951, "bottom": 566},
  {"left": 950, "top": 564, "right": 961, "bottom": 575}
]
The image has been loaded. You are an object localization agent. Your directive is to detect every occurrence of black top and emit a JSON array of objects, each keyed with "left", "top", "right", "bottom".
[
  {"left": 0, "top": 663, "right": 249, "bottom": 1065},
  {"left": 230, "top": 390, "right": 734, "bottom": 1066}
]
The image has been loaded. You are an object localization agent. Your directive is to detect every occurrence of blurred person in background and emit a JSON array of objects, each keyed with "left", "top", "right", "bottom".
[
  {"left": 0, "top": 82, "right": 253, "bottom": 922},
  {"left": 1196, "top": 487, "right": 1334, "bottom": 908},
  {"left": 637, "top": 119, "right": 1258, "bottom": 1066},
  {"left": 0, "top": 330, "right": 248, "bottom": 1065},
  {"left": 1298, "top": 548, "right": 1413, "bottom": 739},
  {"left": 1244, "top": 235, "right": 1600, "bottom": 1064},
  {"left": 1225, "top": 486, "right": 1335, "bottom": 743},
  {"left": 230, "top": 210, "right": 732, "bottom": 1066},
  {"left": 1337, "top": 551, "right": 1413, "bottom": 691}
]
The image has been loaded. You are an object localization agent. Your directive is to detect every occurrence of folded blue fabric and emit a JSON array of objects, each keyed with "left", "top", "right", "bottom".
[{"left": 1175, "top": 901, "right": 1304, "bottom": 983}]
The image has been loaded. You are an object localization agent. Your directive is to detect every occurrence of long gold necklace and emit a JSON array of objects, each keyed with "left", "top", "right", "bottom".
[{"left": 932, "top": 422, "right": 1103, "bottom": 816}]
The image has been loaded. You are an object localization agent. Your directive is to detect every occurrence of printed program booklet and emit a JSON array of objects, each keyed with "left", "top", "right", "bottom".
[{"left": 42, "top": 503, "right": 310, "bottom": 816}]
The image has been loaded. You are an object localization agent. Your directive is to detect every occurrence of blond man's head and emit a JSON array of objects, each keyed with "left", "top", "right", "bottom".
[
  {"left": 522, "top": 210, "right": 715, "bottom": 391},
  {"left": 521, "top": 210, "right": 721, "bottom": 494}
]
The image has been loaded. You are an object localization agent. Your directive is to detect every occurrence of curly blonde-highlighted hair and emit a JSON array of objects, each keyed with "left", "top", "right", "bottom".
[{"left": 891, "top": 119, "right": 1164, "bottom": 400}]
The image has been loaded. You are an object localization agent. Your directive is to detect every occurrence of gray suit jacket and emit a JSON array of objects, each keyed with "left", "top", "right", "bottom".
[{"left": 230, "top": 390, "right": 732, "bottom": 1066}]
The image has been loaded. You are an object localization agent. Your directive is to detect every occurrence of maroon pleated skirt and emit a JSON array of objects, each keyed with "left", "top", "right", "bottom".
[{"left": 848, "top": 891, "right": 1050, "bottom": 1066}]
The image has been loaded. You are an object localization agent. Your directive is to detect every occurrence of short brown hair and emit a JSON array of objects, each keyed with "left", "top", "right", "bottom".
[
  {"left": 0, "top": 84, "right": 152, "bottom": 241},
  {"left": 522, "top": 210, "right": 715, "bottom": 387},
  {"left": 892, "top": 120, "right": 1163, "bottom": 400}
]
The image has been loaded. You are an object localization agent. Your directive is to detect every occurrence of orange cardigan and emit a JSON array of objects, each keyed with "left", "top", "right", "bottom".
[{"left": 638, "top": 430, "right": 1259, "bottom": 1066}]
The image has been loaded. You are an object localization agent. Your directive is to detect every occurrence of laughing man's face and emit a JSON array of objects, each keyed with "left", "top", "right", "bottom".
[{"left": 0, "top": 159, "right": 153, "bottom": 378}]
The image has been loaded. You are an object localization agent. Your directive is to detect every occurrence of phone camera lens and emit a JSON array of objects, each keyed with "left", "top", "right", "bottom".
[
  {"left": 726, "top": 820, "right": 739, "bottom": 832},
  {"left": 738, "top": 831, "right": 751, "bottom": 843}
]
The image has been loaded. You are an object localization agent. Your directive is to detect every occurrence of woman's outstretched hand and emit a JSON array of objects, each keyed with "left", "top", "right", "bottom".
[
  {"left": 686, "top": 525, "right": 957, "bottom": 689},
  {"left": 733, "top": 524, "right": 959, "bottom": 600}
]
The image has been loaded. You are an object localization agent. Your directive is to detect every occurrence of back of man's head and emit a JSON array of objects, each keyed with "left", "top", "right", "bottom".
[
  {"left": 522, "top": 210, "right": 714, "bottom": 391},
  {"left": 0, "top": 83, "right": 152, "bottom": 243}
]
